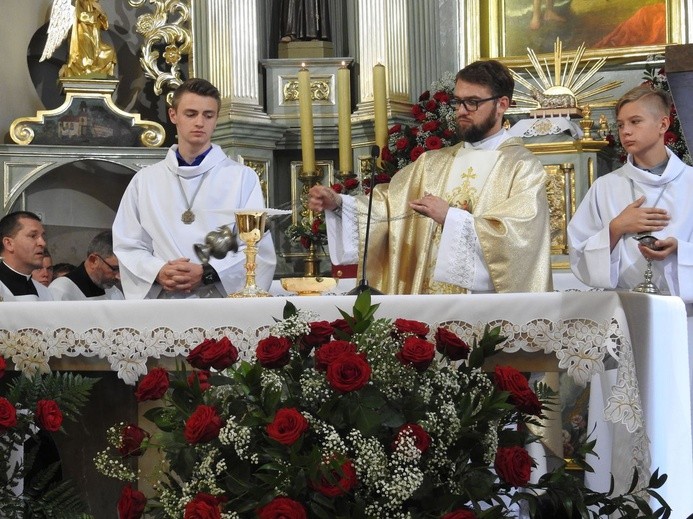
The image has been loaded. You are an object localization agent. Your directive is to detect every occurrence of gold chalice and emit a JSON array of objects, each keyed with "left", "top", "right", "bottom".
[{"left": 228, "top": 210, "right": 271, "bottom": 298}]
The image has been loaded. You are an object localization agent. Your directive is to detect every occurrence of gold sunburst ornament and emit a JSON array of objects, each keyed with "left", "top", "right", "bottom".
[{"left": 511, "top": 38, "right": 622, "bottom": 118}]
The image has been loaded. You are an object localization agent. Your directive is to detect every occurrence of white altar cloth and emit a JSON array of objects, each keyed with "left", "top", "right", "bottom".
[{"left": 1, "top": 291, "right": 691, "bottom": 516}]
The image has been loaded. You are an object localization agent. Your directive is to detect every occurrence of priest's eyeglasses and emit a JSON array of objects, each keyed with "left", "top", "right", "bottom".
[
  {"left": 449, "top": 95, "right": 501, "bottom": 112},
  {"left": 96, "top": 254, "right": 119, "bottom": 272}
]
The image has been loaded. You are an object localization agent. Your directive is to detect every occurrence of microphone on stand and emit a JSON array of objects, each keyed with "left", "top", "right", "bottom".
[{"left": 347, "top": 145, "right": 383, "bottom": 296}]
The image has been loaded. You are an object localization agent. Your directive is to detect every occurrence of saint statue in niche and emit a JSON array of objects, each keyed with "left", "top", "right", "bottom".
[
  {"left": 280, "top": 0, "right": 331, "bottom": 42},
  {"left": 40, "top": 0, "right": 117, "bottom": 78}
]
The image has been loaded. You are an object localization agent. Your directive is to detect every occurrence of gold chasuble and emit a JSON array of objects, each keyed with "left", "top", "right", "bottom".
[{"left": 355, "top": 138, "right": 552, "bottom": 294}]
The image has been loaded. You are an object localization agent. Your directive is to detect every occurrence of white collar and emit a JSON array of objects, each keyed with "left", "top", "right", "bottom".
[{"left": 463, "top": 129, "right": 511, "bottom": 151}]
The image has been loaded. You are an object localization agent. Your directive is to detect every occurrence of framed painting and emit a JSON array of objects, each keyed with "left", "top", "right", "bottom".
[{"left": 473, "top": 0, "right": 686, "bottom": 66}]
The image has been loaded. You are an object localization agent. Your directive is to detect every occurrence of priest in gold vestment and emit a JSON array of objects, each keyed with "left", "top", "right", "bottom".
[{"left": 309, "top": 60, "right": 552, "bottom": 295}]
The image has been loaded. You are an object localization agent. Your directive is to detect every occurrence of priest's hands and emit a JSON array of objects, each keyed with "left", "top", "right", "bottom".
[
  {"left": 156, "top": 258, "right": 203, "bottom": 293},
  {"left": 309, "top": 185, "right": 341, "bottom": 212},
  {"left": 608, "top": 196, "right": 670, "bottom": 251},
  {"left": 410, "top": 194, "right": 452, "bottom": 225}
]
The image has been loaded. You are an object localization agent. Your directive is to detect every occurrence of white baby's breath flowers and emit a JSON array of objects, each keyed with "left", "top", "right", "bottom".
[
  {"left": 269, "top": 310, "right": 316, "bottom": 339},
  {"left": 219, "top": 418, "right": 256, "bottom": 463},
  {"left": 93, "top": 451, "right": 137, "bottom": 481}
]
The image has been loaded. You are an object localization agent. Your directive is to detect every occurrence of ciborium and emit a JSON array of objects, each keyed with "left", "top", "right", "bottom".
[
  {"left": 229, "top": 210, "right": 270, "bottom": 298},
  {"left": 632, "top": 235, "right": 661, "bottom": 294}
]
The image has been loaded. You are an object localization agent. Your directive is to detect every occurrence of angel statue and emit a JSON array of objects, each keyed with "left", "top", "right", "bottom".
[{"left": 40, "top": 0, "right": 117, "bottom": 78}]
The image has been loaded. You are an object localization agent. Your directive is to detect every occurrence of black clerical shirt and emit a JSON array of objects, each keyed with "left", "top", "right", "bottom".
[
  {"left": 0, "top": 260, "right": 38, "bottom": 296},
  {"left": 64, "top": 262, "right": 106, "bottom": 297}
]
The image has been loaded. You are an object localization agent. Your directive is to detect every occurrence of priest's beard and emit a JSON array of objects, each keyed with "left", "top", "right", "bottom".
[{"left": 456, "top": 104, "right": 498, "bottom": 143}]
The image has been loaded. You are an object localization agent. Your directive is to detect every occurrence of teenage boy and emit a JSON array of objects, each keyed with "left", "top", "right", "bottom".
[{"left": 568, "top": 85, "right": 692, "bottom": 301}]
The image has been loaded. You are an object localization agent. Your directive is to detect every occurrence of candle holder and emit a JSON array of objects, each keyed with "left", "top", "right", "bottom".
[
  {"left": 228, "top": 210, "right": 271, "bottom": 298},
  {"left": 579, "top": 105, "right": 594, "bottom": 141}
]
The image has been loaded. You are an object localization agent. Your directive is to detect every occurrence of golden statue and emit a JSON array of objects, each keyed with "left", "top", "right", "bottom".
[{"left": 40, "top": 0, "right": 117, "bottom": 78}]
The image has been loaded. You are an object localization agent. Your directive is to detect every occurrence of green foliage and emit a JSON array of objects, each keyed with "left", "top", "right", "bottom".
[{"left": 1, "top": 371, "right": 98, "bottom": 518}]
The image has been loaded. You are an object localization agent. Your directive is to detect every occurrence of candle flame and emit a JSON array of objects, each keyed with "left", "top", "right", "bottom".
[
  {"left": 341, "top": 60, "right": 346, "bottom": 67},
  {"left": 301, "top": 62, "right": 306, "bottom": 68}
]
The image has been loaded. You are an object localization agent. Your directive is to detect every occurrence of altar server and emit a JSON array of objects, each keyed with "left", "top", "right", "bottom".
[
  {"left": 0, "top": 211, "right": 53, "bottom": 301},
  {"left": 308, "top": 60, "right": 552, "bottom": 294},
  {"left": 49, "top": 230, "right": 124, "bottom": 301},
  {"left": 113, "top": 78, "right": 276, "bottom": 299},
  {"left": 568, "top": 85, "right": 693, "bottom": 302}
]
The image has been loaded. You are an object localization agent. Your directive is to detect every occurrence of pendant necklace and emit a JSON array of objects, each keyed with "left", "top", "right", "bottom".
[{"left": 176, "top": 172, "right": 209, "bottom": 224}]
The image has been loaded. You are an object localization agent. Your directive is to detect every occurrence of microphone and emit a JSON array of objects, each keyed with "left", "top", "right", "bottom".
[{"left": 347, "top": 145, "right": 383, "bottom": 296}]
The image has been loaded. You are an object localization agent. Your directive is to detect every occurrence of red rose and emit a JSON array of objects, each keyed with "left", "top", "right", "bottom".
[
  {"left": 134, "top": 367, "right": 170, "bottom": 402},
  {"left": 188, "top": 337, "right": 239, "bottom": 371},
  {"left": 442, "top": 509, "right": 477, "bottom": 519},
  {"left": 395, "top": 137, "right": 410, "bottom": 151},
  {"left": 412, "top": 105, "right": 424, "bottom": 118},
  {"left": 411, "top": 127, "right": 420, "bottom": 137},
  {"left": 389, "top": 123, "right": 402, "bottom": 134},
  {"left": 410, "top": 146, "right": 426, "bottom": 162},
  {"left": 381, "top": 146, "right": 394, "bottom": 162},
  {"left": 422, "top": 120, "right": 440, "bottom": 132},
  {"left": 330, "top": 318, "right": 353, "bottom": 338},
  {"left": 256, "top": 336, "right": 292, "bottom": 368},
  {"left": 434, "top": 327, "right": 469, "bottom": 361},
  {"left": 664, "top": 131, "right": 678, "bottom": 145},
  {"left": 184, "top": 493, "right": 223, "bottom": 519},
  {"left": 301, "top": 321, "right": 333, "bottom": 352},
  {"left": 425, "top": 99, "right": 438, "bottom": 111},
  {"left": 433, "top": 91, "right": 450, "bottom": 103},
  {"left": 394, "top": 318, "right": 429, "bottom": 338},
  {"left": 35, "top": 399, "right": 63, "bottom": 432},
  {"left": 299, "top": 236, "right": 311, "bottom": 249},
  {"left": 0, "top": 397, "right": 17, "bottom": 430},
  {"left": 117, "top": 484, "right": 146, "bottom": 519},
  {"left": 418, "top": 90, "right": 431, "bottom": 101},
  {"left": 311, "top": 218, "right": 323, "bottom": 234},
  {"left": 187, "top": 338, "right": 214, "bottom": 369},
  {"left": 184, "top": 405, "right": 223, "bottom": 444},
  {"left": 344, "top": 177, "right": 359, "bottom": 190},
  {"left": 118, "top": 423, "right": 150, "bottom": 457},
  {"left": 513, "top": 388, "right": 542, "bottom": 416},
  {"left": 375, "top": 173, "right": 391, "bottom": 185},
  {"left": 397, "top": 336, "right": 435, "bottom": 371},
  {"left": 0, "top": 356, "right": 6, "bottom": 379},
  {"left": 266, "top": 408, "right": 309, "bottom": 445},
  {"left": 392, "top": 423, "right": 431, "bottom": 453},
  {"left": 187, "top": 370, "right": 212, "bottom": 392},
  {"left": 425, "top": 135, "right": 443, "bottom": 150},
  {"left": 257, "top": 497, "right": 307, "bottom": 519},
  {"left": 331, "top": 182, "right": 343, "bottom": 193},
  {"left": 326, "top": 353, "right": 371, "bottom": 392},
  {"left": 494, "top": 366, "right": 540, "bottom": 414},
  {"left": 442, "top": 128, "right": 455, "bottom": 139},
  {"left": 311, "top": 459, "right": 358, "bottom": 497},
  {"left": 494, "top": 445, "right": 533, "bottom": 487},
  {"left": 314, "top": 340, "right": 357, "bottom": 371}
]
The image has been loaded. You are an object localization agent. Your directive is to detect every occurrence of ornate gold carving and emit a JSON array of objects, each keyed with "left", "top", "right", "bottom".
[
  {"left": 242, "top": 159, "right": 270, "bottom": 204},
  {"left": 283, "top": 80, "right": 331, "bottom": 102},
  {"left": 544, "top": 163, "right": 575, "bottom": 255},
  {"left": 129, "top": 0, "right": 192, "bottom": 105}
]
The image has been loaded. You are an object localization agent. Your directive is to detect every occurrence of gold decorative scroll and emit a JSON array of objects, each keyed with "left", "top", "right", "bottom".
[
  {"left": 283, "top": 80, "right": 331, "bottom": 102},
  {"left": 129, "top": 0, "right": 192, "bottom": 106},
  {"left": 544, "top": 163, "right": 575, "bottom": 255}
]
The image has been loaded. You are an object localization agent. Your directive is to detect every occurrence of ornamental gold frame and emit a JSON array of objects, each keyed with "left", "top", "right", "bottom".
[{"left": 467, "top": 0, "right": 688, "bottom": 67}]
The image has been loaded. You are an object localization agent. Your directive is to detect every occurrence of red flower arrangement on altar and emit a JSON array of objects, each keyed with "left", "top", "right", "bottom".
[
  {"left": 0, "top": 357, "right": 97, "bottom": 515},
  {"left": 285, "top": 214, "right": 327, "bottom": 251},
  {"left": 332, "top": 73, "right": 461, "bottom": 195},
  {"left": 610, "top": 61, "right": 691, "bottom": 165},
  {"left": 95, "top": 293, "right": 670, "bottom": 518}
]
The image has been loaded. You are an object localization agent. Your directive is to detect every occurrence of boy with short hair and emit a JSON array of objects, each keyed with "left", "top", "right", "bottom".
[{"left": 568, "top": 85, "right": 693, "bottom": 302}]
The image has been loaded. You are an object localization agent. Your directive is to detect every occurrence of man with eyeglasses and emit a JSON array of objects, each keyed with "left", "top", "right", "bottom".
[
  {"left": 309, "top": 60, "right": 552, "bottom": 294},
  {"left": 49, "top": 230, "right": 124, "bottom": 300}
]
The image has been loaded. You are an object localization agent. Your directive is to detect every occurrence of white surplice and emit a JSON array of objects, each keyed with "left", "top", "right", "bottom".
[
  {"left": 112, "top": 144, "right": 276, "bottom": 299},
  {"left": 568, "top": 150, "right": 693, "bottom": 303},
  {"left": 49, "top": 277, "right": 124, "bottom": 301},
  {"left": 0, "top": 279, "right": 53, "bottom": 301}
]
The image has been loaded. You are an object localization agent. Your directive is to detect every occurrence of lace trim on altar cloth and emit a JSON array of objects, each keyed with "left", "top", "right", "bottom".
[{"left": 0, "top": 314, "right": 649, "bottom": 484}]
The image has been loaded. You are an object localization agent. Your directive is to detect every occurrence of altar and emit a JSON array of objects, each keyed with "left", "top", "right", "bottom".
[{"left": 1, "top": 290, "right": 692, "bottom": 516}]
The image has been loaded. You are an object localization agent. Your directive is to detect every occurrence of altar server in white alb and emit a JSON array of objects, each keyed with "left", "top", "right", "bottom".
[
  {"left": 568, "top": 85, "right": 693, "bottom": 302},
  {"left": 113, "top": 78, "right": 276, "bottom": 299},
  {"left": 0, "top": 211, "right": 53, "bottom": 301},
  {"left": 49, "top": 230, "right": 124, "bottom": 301}
]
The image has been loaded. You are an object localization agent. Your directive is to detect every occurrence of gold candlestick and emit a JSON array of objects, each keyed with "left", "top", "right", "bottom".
[{"left": 228, "top": 211, "right": 271, "bottom": 298}]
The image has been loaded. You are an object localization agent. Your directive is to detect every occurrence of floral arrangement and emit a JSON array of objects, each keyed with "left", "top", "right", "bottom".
[
  {"left": 331, "top": 73, "right": 460, "bottom": 196},
  {"left": 0, "top": 356, "right": 98, "bottom": 517},
  {"left": 96, "top": 293, "right": 670, "bottom": 519},
  {"left": 609, "top": 61, "right": 692, "bottom": 165},
  {"left": 285, "top": 213, "right": 327, "bottom": 251}
]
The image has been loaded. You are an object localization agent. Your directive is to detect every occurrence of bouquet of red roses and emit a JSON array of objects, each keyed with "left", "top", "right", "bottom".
[
  {"left": 0, "top": 358, "right": 97, "bottom": 516},
  {"left": 97, "top": 293, "right": 670, "bottom": 519}
]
